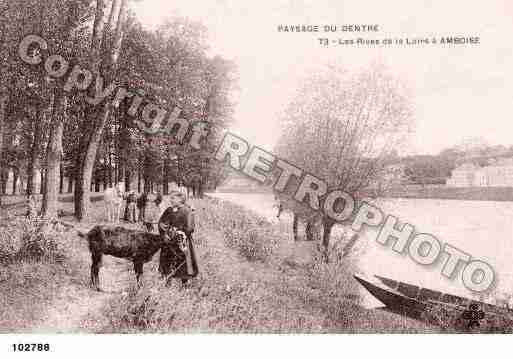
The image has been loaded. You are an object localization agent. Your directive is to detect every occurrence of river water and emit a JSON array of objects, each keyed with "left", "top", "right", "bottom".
[{"left": 209, "top": 192, "right": 513, "bottom": 301}]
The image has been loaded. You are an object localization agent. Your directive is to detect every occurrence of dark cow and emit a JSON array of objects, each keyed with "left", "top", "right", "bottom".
[
  {"left": 79, "top": 225, "right": 187, "bottom": 291},
  {"left": 158, "top": 203, "right": 199, "bottom": 284}
]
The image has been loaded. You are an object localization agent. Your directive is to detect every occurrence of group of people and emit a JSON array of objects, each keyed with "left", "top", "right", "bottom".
[{"left": 123, "top": 190, "right": 163, "bottom": 232}]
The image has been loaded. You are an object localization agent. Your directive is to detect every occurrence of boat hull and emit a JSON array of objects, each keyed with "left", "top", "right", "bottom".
[
  {"left": 354, "top": 275, "right": 428, "bottom": 318},
  {"left": 355, "top": 274, "right": 513, "bottom": 325}
]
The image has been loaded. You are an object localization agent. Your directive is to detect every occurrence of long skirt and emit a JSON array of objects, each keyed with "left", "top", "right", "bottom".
[{"left": 158, "top": 231, "right": 198, "bottom": 283}]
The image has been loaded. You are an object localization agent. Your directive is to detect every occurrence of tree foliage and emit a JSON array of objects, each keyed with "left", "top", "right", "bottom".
[{"left": 0, "top": 0, "right": 237, "bottom": 214}]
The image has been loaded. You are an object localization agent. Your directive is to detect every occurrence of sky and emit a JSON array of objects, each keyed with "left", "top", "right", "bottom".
[{"left": 131, "top": 0, "right": 513, "bottom": 155}]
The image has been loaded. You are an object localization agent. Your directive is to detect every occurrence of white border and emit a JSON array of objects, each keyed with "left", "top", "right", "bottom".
[{"left": 0, "top": 334, "right": 506, "bottom": 359}]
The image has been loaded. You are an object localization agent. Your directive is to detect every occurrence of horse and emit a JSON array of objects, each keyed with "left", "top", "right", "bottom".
[{"left": 104, "top": 182, "right": 125, "bottom": 223}]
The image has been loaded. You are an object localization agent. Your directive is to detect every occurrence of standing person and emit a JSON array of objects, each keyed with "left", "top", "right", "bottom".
[
  {"left": 126, "top": 190, "right": 138, "bottom": 223},
  {"left": 137, "top": 191, "right": 147, "bottom": 223},
  {"left": 143, "top": 190, "right": 160, "bottom": 232},
  {"left": 158, "top": 202, "right": 198, "bottom": 285}
]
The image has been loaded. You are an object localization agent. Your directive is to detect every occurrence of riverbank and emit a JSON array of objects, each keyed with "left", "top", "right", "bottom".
[
  {"left": 102, "top": 196, "right": 434, "bottom": 333},
  {"left": 0, "top": 195, "right": 434, "bottom": 333},
  {"left": 382, "top": 185, "right": 513, "bottom": 202},
  {"left": 215, "top": 184, "right": 513, "bottom": 202}
]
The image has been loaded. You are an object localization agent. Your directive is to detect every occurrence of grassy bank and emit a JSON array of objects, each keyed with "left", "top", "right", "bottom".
[
  {"left": 0, "top": 216, "right": 86, "bottom": 332},
  {"left": 102, "top": 197, "right": 434, "bottom": 333},
  {"left": 4, "top": 196, "right": 478, "bottom": 333}
]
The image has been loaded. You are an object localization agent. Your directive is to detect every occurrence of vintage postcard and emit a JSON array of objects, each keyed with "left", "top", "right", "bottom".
[{"left": 1, "top": 0, "right": 512, "bottom": 356}]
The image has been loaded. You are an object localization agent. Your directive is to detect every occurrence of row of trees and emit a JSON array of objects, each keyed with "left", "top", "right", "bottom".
[
  {"left": 400, "top": 141, "right": 513, "bottom": 186},
  {"left": 0, "top": 0, "right": 237, "bottom": 219}
]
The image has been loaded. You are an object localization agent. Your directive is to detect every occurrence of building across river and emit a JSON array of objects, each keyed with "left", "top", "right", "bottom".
[{"left": 447, "top": 158, "right": 513, "bottom": 187}]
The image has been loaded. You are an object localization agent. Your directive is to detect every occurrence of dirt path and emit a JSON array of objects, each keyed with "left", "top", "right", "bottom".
[{"left": 27, "top": 223, "right": 134, "bottom": 333}]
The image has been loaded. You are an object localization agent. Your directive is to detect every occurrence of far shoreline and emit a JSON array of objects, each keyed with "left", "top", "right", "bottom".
[{"left": 214, "top": 185, "right": 513, "bottom": 203}]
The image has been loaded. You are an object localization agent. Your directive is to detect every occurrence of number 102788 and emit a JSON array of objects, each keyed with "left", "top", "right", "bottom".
[{"left": 12, "top": 343, "right": 50, "bottom": 352}]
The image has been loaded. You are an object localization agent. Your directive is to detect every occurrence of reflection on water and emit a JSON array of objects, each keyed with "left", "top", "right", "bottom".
[{"left": 209, "top": 192, "right": 513, "bottom": 302}]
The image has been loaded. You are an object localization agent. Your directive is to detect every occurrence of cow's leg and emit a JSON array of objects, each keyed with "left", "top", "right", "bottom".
[
  {"left": 91, "top": 252, "right": 103, "bottom": 291},
  {"left": 134, "top": 261, "right": 143, "bottom": 286}
]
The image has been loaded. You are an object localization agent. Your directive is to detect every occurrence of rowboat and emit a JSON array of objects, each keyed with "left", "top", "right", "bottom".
[{"left": 354, "top": 274, "right": 513, "bottom": 320}]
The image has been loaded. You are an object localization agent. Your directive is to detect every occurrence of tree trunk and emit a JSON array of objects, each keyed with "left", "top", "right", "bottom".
[
  {"left": 199, "top": 182, "right": 204, "bottom": 198},
  {"left": 163, "top": 158, "right": 169, "bottom": 195},
  {"left": 12, "top": 169, "right": 18, "bottom": 195},
  {"left": 26, "top": 115, "right": 42, "bottom": 196},
  {"left": 293, "top": 213, "right": 299, "bottom": 241},
  {"left": 59, "top": 163, "right": 64, "bottom": 194},
  {"left": 305, "top": 221, "right": 315, "bottom": 241},
  {"left": 102, "top": 158, "right": 107, "bottom": 190},
  {"left": 0, "top": 170, "right": 6, "bottom": 195},
  {"left": 76, "top": 107, "right": 109, "bottom": 220},
  {"left": 42, "top": 95, "right": 66, "bottom": 218},
  {"left": 114, "top": 154, "right": 119, "bottom": 184},
  {"left": 124, "top": 168, "right": 130, "bottom": 192},
  {"left": 67, "top": 176, "right": 73, "bottom": 193},
  {"left": 0, "top": 41, "right": 8, "bottom": 204},
  {"left": 39, "top": 0, "right": 83, "bottom": 216},
  {"left": 137, "top": 168, "right": 141, "bottom": 192},
  {"left": 74, "top": 0, "right": 128, "bottom": 220},
  {"left": 342, "top": 233, "right": 360, "bottom": 258},
  {"left": 19, "top": 178, "right": 25, "bottom": 195},
  {"left": 321, "top": 218, "right": 335, "bottom": 263},
  {"left": 40, "top": 170, "right": 45, "bottom": 194},
  {"left": 0, "top": 91, "right": 6, "bottom": 205}
]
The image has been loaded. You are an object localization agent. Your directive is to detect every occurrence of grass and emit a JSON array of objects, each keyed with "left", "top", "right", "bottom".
[
  {"left": 421, "top": 303, "right": 513, "bottom": 334},
  {"left": 0, "top": 214, "right": 86, "bottom": 332},
  {"left": 102, "top": 196, "right": 434, "bottom": 333},
  {"left": 6, "top": 194, "right": 506, "bottom": 333}
]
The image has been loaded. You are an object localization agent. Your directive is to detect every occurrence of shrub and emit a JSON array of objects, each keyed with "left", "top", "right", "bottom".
[
  {"left": 0, "top": 217, "right": 68, "bottom": 264},
  {"left": 223, "top": 225, "right": 278, "bottom": 262},
  {"left": 195, "top": 197, "right": 278, "bottom": 262},
  {"left": 304, "top": 244, "right": 361, "bottom": 303}
]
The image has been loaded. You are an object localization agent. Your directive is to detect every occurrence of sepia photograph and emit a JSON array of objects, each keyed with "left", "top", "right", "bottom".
[{"left": 1, "top": 0, "right": 513, "bottom": 356}]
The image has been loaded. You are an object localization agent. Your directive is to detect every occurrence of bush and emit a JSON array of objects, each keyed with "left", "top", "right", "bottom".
[
  {"left": 0, "top": 217, "right": 68, "bottom": 264},
  {"left": 304, "top": 245, "right": 360, "bottom": 303},
  {"left": 223, "top": 225, "right": 278, "bottom": 262},
  {"left": 195, "top": 197, "right": 278, "bottom": 262}
]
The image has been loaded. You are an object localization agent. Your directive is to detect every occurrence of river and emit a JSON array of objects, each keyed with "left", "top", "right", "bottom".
[{"left": 209, "top": 192, "right": 513, "bottom": 302}]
